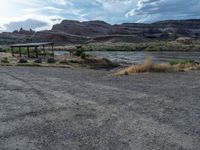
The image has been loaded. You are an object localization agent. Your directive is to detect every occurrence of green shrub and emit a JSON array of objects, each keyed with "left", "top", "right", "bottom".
[
  {"left": 59, "top": 59, "right": 69, "bottom": 64},
  {"left": 47, "top": 58, "right": 55, "bottom": 63},
  {"left": 74, "top": 49, "right": 85, "bottom": 56},
  {"left": 0, "top": 47, "right": 12, "bottom": 52},
  {"left": 146, "top": 45, "right": 161, "bottom": 51},
  {"left": 74, "top": 47, "right": 87, "bottom": 59},
  {"left": 69, "top": 60, "right": 79, "bottom": 64},
  {"left": 18, "top": 58, "right": 28, "bottom": 63},
  {"left": 34, "top": 58, "right": 42, "bottom": 63},
  {"left": 0, "top": 48, "right": 6, "bottom": 52},
  {"left": 170, "top": 60, "right": 196, "bottom": 65},
  {"left": 80, "top": 54, "right": 86, "bottom": 59}
]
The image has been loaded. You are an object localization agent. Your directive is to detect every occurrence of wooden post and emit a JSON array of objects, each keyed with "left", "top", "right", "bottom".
[
  {"left": 51, "top": 43, "right": 54, "bottom": 57},
  {"left": 11, "top": 47, "right": 14, "bottom": 56},
  {"left": 43, "top": 45, "right": 46, "bottom": 57},
  {"left": 27, "top": 47, "right": 30, "bottom": 58},
  {"left": 19, "top": 47, "right": 22, "bottom": 57},
  {"left": 35, "top": 46, "right": 38, "bottom": 58}
]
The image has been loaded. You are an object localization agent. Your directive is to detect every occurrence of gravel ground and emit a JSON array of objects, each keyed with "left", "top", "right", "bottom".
[{"left": 0, "top": 67, "right": 199, "bottom": 150}]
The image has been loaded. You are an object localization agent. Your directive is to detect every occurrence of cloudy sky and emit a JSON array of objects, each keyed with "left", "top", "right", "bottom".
[{"left": 0, "top": 0, "right": 200, "bottom": 32}]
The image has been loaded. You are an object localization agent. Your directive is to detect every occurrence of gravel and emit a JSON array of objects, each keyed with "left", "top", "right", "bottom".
[{"left": 0, "top": 67, "right": 199, "bottom": 150}]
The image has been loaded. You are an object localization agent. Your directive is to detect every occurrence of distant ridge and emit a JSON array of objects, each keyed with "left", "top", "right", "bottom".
[{"left": 0, "top": 19, "right": 200, "bottom": 45}]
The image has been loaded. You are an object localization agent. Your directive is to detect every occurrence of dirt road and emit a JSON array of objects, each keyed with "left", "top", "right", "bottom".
[{"left": 0, "top": 67, "right": 199, "bottom": 150}]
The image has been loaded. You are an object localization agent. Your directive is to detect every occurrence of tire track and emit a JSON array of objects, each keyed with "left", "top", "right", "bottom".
[
  {"left": 0, "top": 106, "right": 69, "bottom": 122},
  {"left": 0, "top": 71, "right": 51, "bottom": 104}
]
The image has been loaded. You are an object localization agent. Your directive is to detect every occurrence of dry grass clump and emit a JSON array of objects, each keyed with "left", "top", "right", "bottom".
[
  {"left": 116, "top": 58, "right": 200, "bottom": 75},
  {"left": 172, "top": 63, "right": 200, "bottom": 72}
]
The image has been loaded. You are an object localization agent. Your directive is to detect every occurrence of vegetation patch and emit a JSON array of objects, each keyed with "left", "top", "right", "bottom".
[
  {"left": 47, "top": 57, "right": 56, "bottom": 63},
  {"left": 1, "top": 57, "right": 9, "bottom": 63},
  {"left": 169, "top": 60, "right": 197, "bottom": 65},
  {"left": 34, "top": 58, "right": 42, "bottom": 63},
  {"left": 74, "top": 40, "right": 200, "bottom": 52},
  {"left": 17, "top": 63, "right": 41, "bottom": 67},
  {"left": 73, "top": 47, "right": 89, "bottom": 59},
  {"left": 59, "top": 59, "right": 69, "bottom": 65},
  {"left": 116, "top": 58, "right": 200, "bottom": 75},
  {"left": 0, "top": 47, "right": 11, "bottom": 53},
  {"left": 18, "top": 58, "right": 28, "bottom": 63},
  {"left": 82, "top": 57, "right": 119, "bottom": 69},
  {"left": 0, "top": 51, "right": 118, "bottom": 69}
]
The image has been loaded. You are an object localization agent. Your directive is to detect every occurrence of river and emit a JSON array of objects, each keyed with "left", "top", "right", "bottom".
[{"left": 55, "top": 51, "right": 200, "bottom": 65}]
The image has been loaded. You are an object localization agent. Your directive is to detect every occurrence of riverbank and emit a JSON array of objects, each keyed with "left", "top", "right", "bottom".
[
  {"left": 51, "top": 40, "right": 200, "bottom": 52},
  {"left": 0, "top": 52, "right": 119, "bottom": 69},
  {"left": 1, "top": 40, "right": 200, "bottom": 53}
]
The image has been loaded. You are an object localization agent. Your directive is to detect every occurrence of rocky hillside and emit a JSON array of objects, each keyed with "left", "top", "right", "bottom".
[{"left": 0, "top": 19, "right": 200, "bottom": 45}]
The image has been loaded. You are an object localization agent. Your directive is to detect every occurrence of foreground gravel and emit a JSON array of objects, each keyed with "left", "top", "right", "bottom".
[{"left": 0, "top": 67, "right": 199, "bottom": 150}]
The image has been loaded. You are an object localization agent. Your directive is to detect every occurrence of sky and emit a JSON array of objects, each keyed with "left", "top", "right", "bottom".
[{"left": 0, "top": 0, "right": 200, "bottom": 32}]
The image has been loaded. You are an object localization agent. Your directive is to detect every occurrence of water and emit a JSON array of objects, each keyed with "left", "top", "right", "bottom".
[
  {"left": 55, "top": 51, "right": 200, "bottom": 65},
  {"left": 87, "top": 51, "right": 200, "bottom": 65}
]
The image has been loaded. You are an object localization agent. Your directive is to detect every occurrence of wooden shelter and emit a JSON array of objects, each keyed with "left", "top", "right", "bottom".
[{"left": 10, "top": 42, "right": 54, "bottom": 58}]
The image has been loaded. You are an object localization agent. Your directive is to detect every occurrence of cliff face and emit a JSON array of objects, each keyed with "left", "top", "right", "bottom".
[
  {"left": 51, "top": 19, "right": 200, "bottom": 37},
  {"left": 51, "top": 20, "right": 113, "bottom": 37},
  {"left": 1, "top": 19, "right": 200, "bottom": 45}
]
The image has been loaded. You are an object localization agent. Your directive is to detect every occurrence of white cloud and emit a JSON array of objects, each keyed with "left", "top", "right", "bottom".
[
  {"left": 3, "top": 19, "right": 48, "bottom": 31},
  {"left": 0, "top": 14, "right": 63, "bottom": 32},
  {"left": 51, "top": 0, "right": 70, "bottom": 5},
  {"left": 126, "top": 0, "right": 200, "bottom": 22},
  {"left": 0, "top": 0, "right": 199, "bottom": 32},
  {"left": 22, "top": 6, "right": 63, "bottom": 14}
]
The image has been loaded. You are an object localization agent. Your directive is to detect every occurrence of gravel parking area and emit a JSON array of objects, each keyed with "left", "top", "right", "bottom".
[{"left": 0, "top": 67, "right": 199, "bottom": 150}]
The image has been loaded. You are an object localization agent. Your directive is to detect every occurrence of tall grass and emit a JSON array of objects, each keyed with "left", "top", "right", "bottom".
[{"left": 116, "top": 58, "right": 200, "bottom": 75}]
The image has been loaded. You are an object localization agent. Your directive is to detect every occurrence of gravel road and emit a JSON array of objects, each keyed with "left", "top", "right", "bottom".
[{"left": 0, "top": 67, "right": 199, "bottom": 150}]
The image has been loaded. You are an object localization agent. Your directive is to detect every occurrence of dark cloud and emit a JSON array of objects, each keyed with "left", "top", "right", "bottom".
[
  {"left": 50, "top": 18, "right": 62, "bottom": 22},
  {"left": 3, "top": 19, "right": 48, "bottom": 31}
]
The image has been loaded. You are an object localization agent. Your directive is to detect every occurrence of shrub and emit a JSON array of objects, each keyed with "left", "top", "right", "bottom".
[
  {"left": 18, "top": 58, "right": 28, "bottom": 63},
  {"left": 73, "top": 48, "right": 88, "bottom": 59},
  {"left": 47, "top": 57, "right": 55, "bottom": 63},
  {"left": 170, "top": 60, "right": 196, "bottom": 65},
  {"left": 69, "top": 60, "right": 79, "bottom": 64},
  {"left": 59, "top": 59, "right": 69, "bottom": 64},
  {"left": 34, "top": 58, "right": 42, "bottom": 63},
  {"left": 0, "top": 48, "right": 6, "bottom": 52},
  {"left": 146, "top": 45, "right": 161, "bottom": 51},
  {"left": 80, "top": 53, "right": 86, "bottom": 59},
  {"left": 74, "top": 49, "right": 85, "bottom": 56},
  {"left": 1, "top": 57, "right": 9, "bottom": 63}
]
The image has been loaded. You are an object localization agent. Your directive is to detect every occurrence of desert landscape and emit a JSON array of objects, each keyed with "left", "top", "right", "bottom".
[
  {"left": 0, "top": 19, "right": 200, "bottom": 150},
  {"left": 0, "top": 0, "right": 200, "bottom": 149}
]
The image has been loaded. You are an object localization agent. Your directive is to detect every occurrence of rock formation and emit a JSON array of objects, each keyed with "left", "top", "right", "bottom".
[{"left": 0, "top": 19, "right": 200, "bottom": 45}]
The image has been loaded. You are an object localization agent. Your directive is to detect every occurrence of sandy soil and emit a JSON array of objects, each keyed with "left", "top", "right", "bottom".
[
  {"left": 0, "top": 52, "right": 12, "bottom": 58},
  {"left": 0, "top": 67, "right": 199, "bottom": 150}
]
